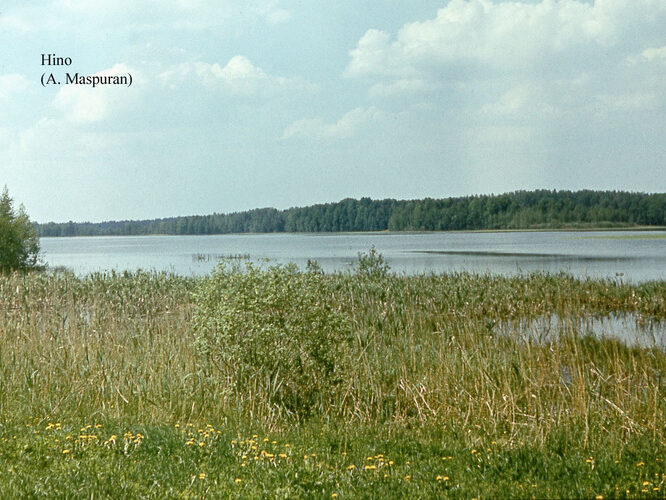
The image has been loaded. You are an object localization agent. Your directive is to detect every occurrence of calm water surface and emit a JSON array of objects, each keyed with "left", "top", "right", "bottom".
[{"left": 40, "top": 231, "right": 666, "bottom": 282}]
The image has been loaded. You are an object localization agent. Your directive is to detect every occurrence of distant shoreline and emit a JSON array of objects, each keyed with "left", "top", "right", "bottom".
[{"left": 39, "top": 226, "right": 666, "bottom": 238}]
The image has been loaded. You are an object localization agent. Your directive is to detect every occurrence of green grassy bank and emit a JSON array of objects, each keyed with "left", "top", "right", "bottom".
[{"left": 1, "top": 261, "right": 665, "bottom": 498}]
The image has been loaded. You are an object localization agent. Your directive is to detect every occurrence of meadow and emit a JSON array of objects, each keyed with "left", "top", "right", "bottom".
[{"left": 1, "top": 254, "right": 665, "bottom": 498}]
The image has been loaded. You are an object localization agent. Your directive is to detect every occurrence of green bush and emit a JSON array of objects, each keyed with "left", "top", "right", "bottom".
[
  {"left": 192, "top": 261, "right": 351, "bottom": 417},
  {"left": 0, "top": 186, "right": 41, "bottom": 274}
]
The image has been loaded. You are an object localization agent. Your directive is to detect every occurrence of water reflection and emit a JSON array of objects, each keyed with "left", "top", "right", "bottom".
[{"left": 494, "top": 313, "right": 666, "bottom": 350}]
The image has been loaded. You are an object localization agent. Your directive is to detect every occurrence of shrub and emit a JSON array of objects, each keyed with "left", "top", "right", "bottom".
[
  {"left": 192, "top": 261, "right": 350, "bottom": 417},
  {"left": 354, "top": 246, "right": 390, "bottom": 279}
]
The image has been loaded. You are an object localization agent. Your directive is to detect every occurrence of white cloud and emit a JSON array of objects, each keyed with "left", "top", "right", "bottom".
[
  {"left": 0, "top": 14, "right": 32, "bottom": 33},
  {"left": 0, "top": 74, "right": 29, "bottom": 101},
  {"left": 52, "top": 63, "right": 140, "bottom": 124},
  {"left": 480, "top": 83, "right": 558, "bottom": 118},
  {"left": 369, "top": 78, "right": 437, "bottom": 98},
  {"left": 346, "top": 0, "right": 666, "bottom": 83},
  {"left": 2, "top": 0, "right": 290, "bottom": 34},
  {"left": 158, "top": 56, "right": 314, "bottom": 96},
  {"left": 281, "top": 107, "right": 382, "bottom": 140}
]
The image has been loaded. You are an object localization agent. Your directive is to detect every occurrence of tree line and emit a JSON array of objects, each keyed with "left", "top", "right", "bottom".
[{"left": 37, "top": 190, "right": 666, "bottom": 237}]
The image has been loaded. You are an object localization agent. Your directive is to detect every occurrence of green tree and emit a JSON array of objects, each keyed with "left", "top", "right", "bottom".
[{"left": 0, "top": 187, "right": 41, "bottom": 273}]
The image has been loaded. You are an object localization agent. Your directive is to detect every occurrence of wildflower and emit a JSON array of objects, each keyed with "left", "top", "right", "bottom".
[
  {"left": 596, "top": 495, "right": 603, "bottom": 499},
  {"left": 199, "top": 473, "right": 206, "bottom": 480},
  {"left": 235, "top": 478, "right": 242, "bottom": 484},
  {"left": 199, "top": 441, "right": 205, "bottom": 447},
  {"left": 331, "top": 494, "right": 338, "bottom": 498},
  {"left": 279, "top": 453, "right": 287, "bottom": 458},
  {"left": 364, "top": 465, "right": 376, "bottom": 471},
  {"left": 347, "top": 464, "right": 356, "bottom": 470},
  {"left": 404, "top": 475, "right": 411, "bottom": 481},
  {"left": 436, "top": 475, "right": 443, "bottom": 481},
  {"left": 62, "top": 449, "right": 70, "bottom": 454},
  {"left": 636, "top": 462, "right": 645, "bottom": 467}
]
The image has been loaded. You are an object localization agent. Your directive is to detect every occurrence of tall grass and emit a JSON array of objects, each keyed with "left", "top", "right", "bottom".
[{"left": 1, "top": 264, "right": 664, "bottom": 452}]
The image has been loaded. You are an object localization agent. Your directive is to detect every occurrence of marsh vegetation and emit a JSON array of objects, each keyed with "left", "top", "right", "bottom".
[{"left": 1, "top": 255, "right": 665, "bottom": 497}]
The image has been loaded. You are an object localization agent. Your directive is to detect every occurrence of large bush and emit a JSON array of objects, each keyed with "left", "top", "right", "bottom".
[
  {"left": 192, "top": 261, "right": 350, "bottom": 417},
  {"left": 0, "top": 187, "right": 40, "bottom": 274}
]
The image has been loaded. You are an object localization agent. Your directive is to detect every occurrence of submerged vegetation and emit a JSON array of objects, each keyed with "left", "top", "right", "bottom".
[
  {"left": 1, "top": 258, "right": 666, "bottom": 497},
  {"left": 38, "top": 189, "right": 666, "bottom": 236}
]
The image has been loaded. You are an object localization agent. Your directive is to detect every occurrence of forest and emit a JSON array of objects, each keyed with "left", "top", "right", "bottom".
[{"left": 37, "top": 189, "right": 666, "bottom": 237}]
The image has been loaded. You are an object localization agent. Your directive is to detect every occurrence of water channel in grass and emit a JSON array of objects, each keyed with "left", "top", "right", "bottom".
[{"left": 493, "top": 313, "right": 666, "bottom": 350}]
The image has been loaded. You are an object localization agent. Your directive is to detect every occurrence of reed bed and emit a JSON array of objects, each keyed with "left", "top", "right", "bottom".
[{"left": 1, "top": 264, "right": 665, "bottom": 497}]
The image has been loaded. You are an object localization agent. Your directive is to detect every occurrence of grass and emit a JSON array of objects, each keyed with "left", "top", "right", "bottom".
[{"left": 1, "top": 264, "right": 665, "bottom": 498}]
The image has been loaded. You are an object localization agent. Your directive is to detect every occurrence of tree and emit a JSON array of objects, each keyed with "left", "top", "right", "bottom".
[{"left": 0, "top": 187, "right": 41, "bottom": 273}]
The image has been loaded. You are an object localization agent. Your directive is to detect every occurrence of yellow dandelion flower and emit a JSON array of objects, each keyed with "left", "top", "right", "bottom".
[
  {"left": 404, "top": 475, "right": 411, "bottom": 481},
  {"left": 331, "top": 494, "right": 338, "bottom": 498},
  {"left": 279, "top": 453, "right": 287, "bottom": 458},
  {"left": 235, "top": 478, "right": 242, "bottom": 484},
  {"left": 199, "top": 441, "right": 205, "bottom": 447},
  {"left": 596, "top": 495, "right": 603, "bottom": 499},
  {"left": 444, "top": 476, "right": 450, "bottom": 481},
  {"left": 263, "top": 438, "right": 269, "bottom": 442},
  {"left": 199, "top": 473, "right": 206, "bottom": 480},
  {"left": 643, "top": 482, "right": 650, "bottom": 486},
  {"left": 436, "top": 475, "right": 443, "bottom": 481},
  {"left": 636, "top": 462, "right": 645, "bottom": 467},
  {"left": 347, "top": 464, "right": 356, "bottom": 470},
  {"left": 62, "top": 449, "right": 70, "bottom": 454},
  {"left": 366, "top": 456, "right": 373, "bottom": 461},
  {"left": 285, "top": 443, "right": 290, "bottom": 448},
  {"left": 364, "top": 465, "right": 376, "bottom": 471}
]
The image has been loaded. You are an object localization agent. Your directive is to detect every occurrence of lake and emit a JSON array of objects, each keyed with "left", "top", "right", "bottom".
[{"left": 38, "top": 230, "right": 666, "bottom": 282}]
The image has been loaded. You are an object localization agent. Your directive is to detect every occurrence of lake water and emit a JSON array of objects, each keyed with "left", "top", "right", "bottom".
[{"left": 39, "top": 231, "right": 665, "bottom": 282}]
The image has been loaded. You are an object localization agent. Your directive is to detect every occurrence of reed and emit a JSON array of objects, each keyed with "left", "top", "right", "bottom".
[{"left": 1, "top": 264, "right": 665, "bottom": 497}]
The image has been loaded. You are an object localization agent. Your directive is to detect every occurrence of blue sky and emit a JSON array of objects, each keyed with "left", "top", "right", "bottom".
[{"left": 1, "top": 0, "right": 664, "bottom": 223}]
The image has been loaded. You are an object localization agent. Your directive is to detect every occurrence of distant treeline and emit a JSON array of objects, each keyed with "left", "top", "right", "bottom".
[{"left": 38, "top": 190, "right": 666, "bottom": 237}]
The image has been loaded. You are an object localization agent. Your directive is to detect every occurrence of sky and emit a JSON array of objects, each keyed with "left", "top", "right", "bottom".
[{"left": 0, "top": 0, "right": 664, "bottom": 223}]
